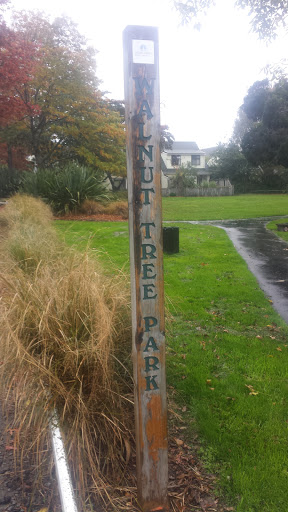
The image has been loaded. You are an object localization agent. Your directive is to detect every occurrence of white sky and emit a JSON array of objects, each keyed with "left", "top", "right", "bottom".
[{"left": 8, "top": 0, "right": 288, "bottom": 148}]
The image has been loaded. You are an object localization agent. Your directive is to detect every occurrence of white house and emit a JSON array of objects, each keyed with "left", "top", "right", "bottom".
[{"left": 161, "top": 141, "right": 210, "bottom": 186}]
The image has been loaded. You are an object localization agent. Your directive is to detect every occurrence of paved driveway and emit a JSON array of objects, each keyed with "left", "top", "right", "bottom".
[{"left": 202, "top": 218, "right": 288, "bottom": 324}]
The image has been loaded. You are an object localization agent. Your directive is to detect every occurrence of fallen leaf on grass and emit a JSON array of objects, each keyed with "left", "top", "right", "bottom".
[
  {"left": 256, "top": 335, "right": 262, "bottom": 339},
  {"left": 245, "top": 384, "right": 259, "bottom": 396},
  {"left": 276, "top": 347, "right": 282, "bottom": 351}
]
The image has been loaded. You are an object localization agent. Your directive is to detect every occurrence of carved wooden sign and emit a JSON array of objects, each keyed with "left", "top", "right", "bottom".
[{"left": 123, "top": 26, "right": 168, "bottom": 512}]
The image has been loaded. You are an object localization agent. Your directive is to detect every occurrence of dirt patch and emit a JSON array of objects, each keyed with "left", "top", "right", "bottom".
[
  {"left": 0, "top": 401, "right": 60, "bottom": 512},
  {"left": 112, "top": 417, "right": 231, "bottom": 512},
  {"left": 0, "top": 408, "right": 229, "bottom": 512}
]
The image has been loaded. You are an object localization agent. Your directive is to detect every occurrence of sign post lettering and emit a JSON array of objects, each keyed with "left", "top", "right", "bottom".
[{"left": 123, "top": 26, "right": 168, "bottom": 512}]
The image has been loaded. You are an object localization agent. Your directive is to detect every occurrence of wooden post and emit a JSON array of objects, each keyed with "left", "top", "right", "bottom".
[{"left": 123, "top": 26, "right": 168, "bottom": 511}]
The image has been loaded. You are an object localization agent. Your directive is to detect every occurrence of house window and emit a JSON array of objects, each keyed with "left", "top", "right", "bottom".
[
  {"left": 191, "top": 155, "right": 200, "bottom": 166},
  {"left": 171, "top": 154, "right": 181, "bottom": 166}
]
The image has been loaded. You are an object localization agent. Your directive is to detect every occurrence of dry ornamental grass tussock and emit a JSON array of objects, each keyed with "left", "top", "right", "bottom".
[
  {"left": 0, "top": 194, "right": 134, "bottom": 509},
  {"left": 79, "top": 198, "right": 129, "bottom": 219},
  {"left": 104, "top": 200, "right": 128, "bottom": 219},
  {"left": 0, "top": 195, "right": 226, "bottom": 512}
]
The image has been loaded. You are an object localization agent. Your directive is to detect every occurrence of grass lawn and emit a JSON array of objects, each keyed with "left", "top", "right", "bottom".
[
  {"left": 266, "top": 218, "right": 288, "bottom": 243},
  {"left": 55, "top": 218, "right": 288, "bottom": 512},
  {"left": 162, "top": 194, "right": 288, "bottom": 221},
  {"left": 55, "top": 220, "right": 130, "bottom": 271}
]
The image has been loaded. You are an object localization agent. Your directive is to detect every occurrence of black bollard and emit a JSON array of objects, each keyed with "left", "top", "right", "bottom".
[{"left": 163, "top": 227, "right": 179, "bottom": 254}]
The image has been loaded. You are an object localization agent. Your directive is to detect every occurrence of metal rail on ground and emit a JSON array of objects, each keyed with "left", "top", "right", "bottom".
[{"left": 50, "top": 411, "right": 79, "bottom": 512}]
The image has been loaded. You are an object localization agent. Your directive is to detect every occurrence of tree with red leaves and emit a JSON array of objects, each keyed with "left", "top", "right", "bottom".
[
  {"left": 0, "top": 29, "right": 37, "bottom": 126},
  {"left": 0, "top": 0, "right": 37, "bottom": 126},
  {"left": 1, "top": 10, "right": 126, "bottom": 180},
  {"left": 0, "top": 2, "right": 38, "bottom": 168}
]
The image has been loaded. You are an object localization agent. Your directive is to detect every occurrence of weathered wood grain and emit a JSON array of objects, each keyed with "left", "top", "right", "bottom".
[{"left": 123, "top": 25, "right": 168, "bottom": 512}]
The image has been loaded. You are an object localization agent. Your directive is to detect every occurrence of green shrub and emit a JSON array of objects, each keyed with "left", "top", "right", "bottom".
[
  {"left": 21, "top": 164, "right": 107, "bottom": 213},
  {"left": 20, "top": 168, "right": 53, "bottom": 198},
  {"left": 170, "top": 164, "right": 198, "bottom": 190},
  {"left": 0, "top": 166, "right": 21, "bottom": 197},
  {"left": 107, "top": 190, "right": 128, "bottom": 202},
  {"left": 208, "top": 181, "right": 217, "bottom": 188}
]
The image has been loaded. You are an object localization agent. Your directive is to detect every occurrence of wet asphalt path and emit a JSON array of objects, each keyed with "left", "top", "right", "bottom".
[{"left": 193, "top": 218, "right": 288, "bottom": 324}]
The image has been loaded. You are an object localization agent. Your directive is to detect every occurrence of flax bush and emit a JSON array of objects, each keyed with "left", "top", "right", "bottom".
[
  {"left": 21, "top": 164, "right": 108, "bottom": 213},
  {"left": 0, "top": 195, "right": 133, "bottom": 509}
]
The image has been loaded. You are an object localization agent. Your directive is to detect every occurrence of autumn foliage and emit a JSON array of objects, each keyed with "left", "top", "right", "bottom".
[
  {"left": 0, "top": 27, "right": 37, "bottom": 128},
  {"left": 0, "top": 7, "right": 126, "bottom": 177}
]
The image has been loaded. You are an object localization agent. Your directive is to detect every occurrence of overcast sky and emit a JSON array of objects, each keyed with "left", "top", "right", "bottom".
[{"left": 8, "top": 0, "right": 288, "bottom": 149}]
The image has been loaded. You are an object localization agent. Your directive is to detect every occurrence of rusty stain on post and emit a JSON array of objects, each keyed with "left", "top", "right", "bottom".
[{"left": 123, "top": 26, "right": 168, "bottom": 511}]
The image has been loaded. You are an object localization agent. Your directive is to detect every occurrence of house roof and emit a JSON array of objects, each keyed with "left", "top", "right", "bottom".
[{"left": 165, "top": 141, "right": 205, "bottom": 155}]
